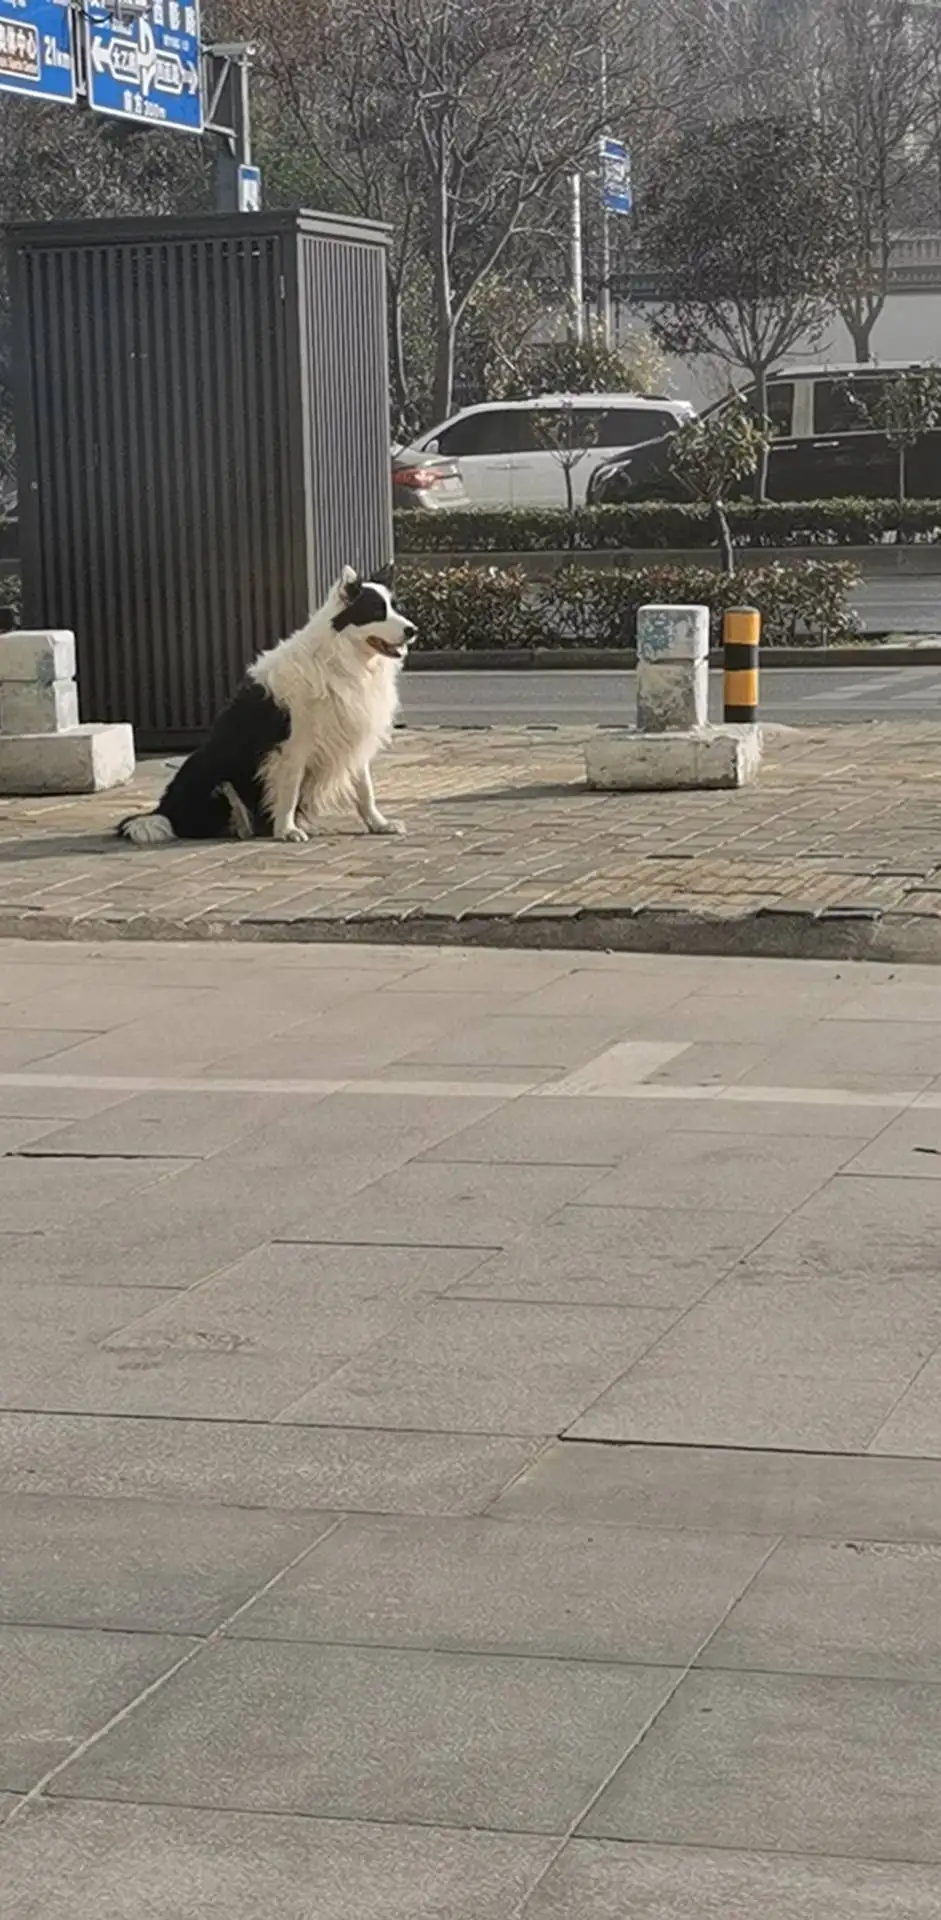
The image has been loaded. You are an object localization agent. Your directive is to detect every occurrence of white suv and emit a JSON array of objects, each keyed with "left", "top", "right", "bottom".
[{"left": 415, "top": 393, "right": 695, "bottom": 509}]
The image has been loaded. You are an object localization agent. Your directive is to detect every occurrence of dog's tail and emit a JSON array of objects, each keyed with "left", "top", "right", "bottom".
[{"left": 117, "top": 811, "right": 175, "bottom": 847}]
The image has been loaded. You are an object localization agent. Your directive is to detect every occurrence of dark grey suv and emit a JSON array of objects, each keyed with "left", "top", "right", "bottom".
[{"left": 587, "top": 363, "right": 941, "bottom": 505}]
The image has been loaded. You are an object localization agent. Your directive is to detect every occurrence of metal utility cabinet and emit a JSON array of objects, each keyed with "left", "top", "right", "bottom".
[{"left": 9, "top": 209, "right": 394, "bottom": 747}]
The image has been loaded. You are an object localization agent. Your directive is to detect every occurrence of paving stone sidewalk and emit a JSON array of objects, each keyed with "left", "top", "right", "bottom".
[{"left": 3, "top": 721, "right": 941, "bottom": 958}]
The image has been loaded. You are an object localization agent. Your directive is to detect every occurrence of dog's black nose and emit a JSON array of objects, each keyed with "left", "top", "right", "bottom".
[{"left": 402, "top": 623, "right": 417, "bottom": 641}]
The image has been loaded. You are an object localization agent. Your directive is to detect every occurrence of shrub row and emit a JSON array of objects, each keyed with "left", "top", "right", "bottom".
[
  {"left": 397, "top": 560, "right": 859, "bottom": 651},
  {"left": 395, "top": 498, "right": 941, "bottom": 553}
]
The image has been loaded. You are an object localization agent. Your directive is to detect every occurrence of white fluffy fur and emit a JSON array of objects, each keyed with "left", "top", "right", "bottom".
[{"left": 251, "top": 572, "right": 409, "bottom": 840}]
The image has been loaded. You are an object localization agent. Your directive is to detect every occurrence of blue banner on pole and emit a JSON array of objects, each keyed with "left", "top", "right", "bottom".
[
  {"left": 86, "top": 1, "right": 203, "bottom": 134},
  {"left": 601, "top": 137, "right": 632, "bottom": 217},
  {"left": 0, "top": 0, "right": 76, "bottom": 104}
]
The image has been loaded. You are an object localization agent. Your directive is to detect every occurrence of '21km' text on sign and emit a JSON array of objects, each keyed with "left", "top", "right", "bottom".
[
  {"left": 85, "top": 0, "right": 203, "bottom": 134},
  {"left": 0, "top": 0, "right": 76, "bottom": 104}
]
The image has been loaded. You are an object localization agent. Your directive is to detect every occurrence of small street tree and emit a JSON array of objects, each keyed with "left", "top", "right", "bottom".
[
  {"left": 667, "top": 398, "right": 771, "bottom": 575},
  {"left": 844, "top": 366, "right": 941, "bottom": 504},
  {"left": 644, "top": 115, "right": 857, "bottom": 498}
]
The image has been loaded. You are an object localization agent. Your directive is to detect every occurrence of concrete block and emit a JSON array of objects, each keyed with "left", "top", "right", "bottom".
[
  {"left": 585, "top": 725, "right": 762, "bottom": 792},
  {"left": 0, "top": 630, "right": 76, "bottom": 685},
  {"left": 0, "top": 723, "right": 135, "bottom": 795},
  {"left": 636, "top": 604, "right": 709, "bottom": 733},
  {"left": 0, "top": 679, "right": 79, "bottom": 736}
]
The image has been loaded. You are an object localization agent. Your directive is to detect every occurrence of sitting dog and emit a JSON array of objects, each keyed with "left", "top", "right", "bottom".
[{"left": 118, "top": 569, "right": 416, "bottom": 846}]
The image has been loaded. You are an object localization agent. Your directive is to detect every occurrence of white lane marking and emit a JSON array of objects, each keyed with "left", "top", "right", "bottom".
[
  {"left": 538, "top": 1040, "right": 691, "bottom": 1097},
  {"left": 0, "top": 1069, "right": 924, "bottom": 1111}
]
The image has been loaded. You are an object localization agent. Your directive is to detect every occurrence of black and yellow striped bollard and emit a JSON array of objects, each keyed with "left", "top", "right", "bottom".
[{"left": 723, "top": 607, "right": 760, "bottom": 724}]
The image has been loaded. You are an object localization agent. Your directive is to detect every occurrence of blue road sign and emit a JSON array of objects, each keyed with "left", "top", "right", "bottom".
[
  {"left": 601, "top": 137, "right": 632, "bottom": 217},
  {"left": 85, "top": 1, "right": 203, "bottom": 134},
  {"left": 0, "top": 0, "right": 76, "bottom": 104}
]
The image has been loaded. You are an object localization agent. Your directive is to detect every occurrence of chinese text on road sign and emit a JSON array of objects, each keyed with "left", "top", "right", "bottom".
[
  {"left": 601, "top": 138, "right": 632, "bottom": 218},
  {"left": 0, "top": 0, "right": 76, "bottom": 104},
  {"left": 86, "top": 0, "right": 203, "bottom": 133}
]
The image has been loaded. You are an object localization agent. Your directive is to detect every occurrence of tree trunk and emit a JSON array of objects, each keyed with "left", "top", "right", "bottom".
[
  {"left": 847, "top": 316, "right": 875, "bottom": 364},
  {"left": 899, "top": 443, "right": 907, "bottom": 505},
  {"left": 431, "top": 321, "right": 456, "bottom": 425},
  {"left": 752, "top": 364, "right": 770, "bottom": 504},
  {"left": 713, "top": 500, "right": 735, "bottom": 577},
  {"left": 430, "top": 160, "right": 455, "bottom": 423}
]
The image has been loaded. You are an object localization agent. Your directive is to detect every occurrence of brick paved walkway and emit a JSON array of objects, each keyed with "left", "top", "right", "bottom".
[{"left": 2, "top": 723, "right": 941, "bottom": 959}]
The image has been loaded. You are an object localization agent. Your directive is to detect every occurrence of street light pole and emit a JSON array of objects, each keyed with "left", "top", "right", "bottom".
[
  {"left": 600, "top": 44, "right": 613, "bottom": 350},
  {"left": 570, "top": 171, "right": 585, "bottom": 345}
]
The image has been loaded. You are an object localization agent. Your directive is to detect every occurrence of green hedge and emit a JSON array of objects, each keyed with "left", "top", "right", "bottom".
[
  {"left": 398, "top": 560, "right": 859, "bottom": 651},
  {"left": 395, "top": 499, "right": 941, "bottom": 553}
]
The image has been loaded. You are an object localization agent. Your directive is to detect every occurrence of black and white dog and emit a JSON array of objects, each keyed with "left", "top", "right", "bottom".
[{"left": 118, "top": 569, "right": 416, "bottom": 846}]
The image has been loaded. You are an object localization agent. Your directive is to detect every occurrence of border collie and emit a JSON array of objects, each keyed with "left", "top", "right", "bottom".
[{"left": 118, "top": 569, "right": 416, "bottom": 847}]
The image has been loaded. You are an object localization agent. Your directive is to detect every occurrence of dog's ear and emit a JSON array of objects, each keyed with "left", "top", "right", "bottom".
[
  {"left": 339, "top": 566, "right": 362, "bottom": 603},
  {"left": 370, "top": 560, "right": 395, "bottom": 590}
]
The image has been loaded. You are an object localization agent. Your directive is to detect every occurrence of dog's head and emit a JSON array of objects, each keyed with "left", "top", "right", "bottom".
[{"left": 331, "top": 566, "right": 416, "bottom": 662}]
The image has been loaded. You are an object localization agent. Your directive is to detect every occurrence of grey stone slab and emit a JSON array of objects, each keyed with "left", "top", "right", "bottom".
[
  {"left": 577, "top": 1133, "right": 861, "bottom": 1213},
  {"left": 290, "top": 1162, "right": 603, "bottom": 1250},
  {"left": 626, "top": 985, "right": 859, "bottom": 1045},
  {"left": 0, "top": 1801, "right": 557, "bottom": 1920},
  {"left": 222, "top": 1089, "right": 513, "bottom": 1175},
  {"left": 284, "top": 1299, "right": 672, "bottom": 1434},
  {"left": 0, "top": 1083, "right": 129, "bottom": 1119},
  {"left": 583, "top": 1668, "right": 941, "bottom": 1864},
  {"left": 646, "top": 1042, "right": 766, "bottom": 1086},
  {"left": 56, "top": 1639, "right": 678, "bottom": 1833},
  {"left": 832, "top": 983, "right": 941, "bottom": 1023},
  {"left": 28, "top": 1091, "right": 302, "bottom": 1160},
  {"left": 0, "top": 1495, "right": 335, "bottom": 1634},
  {"left": 205, "top": 994, "right": 482, "bottom": 1080},
  {"left": 448, "top": 1205, "right": 780, "bottom": 1309},
  {"left": 0, "top": 1160, "right": 357, "bottom": 1290},
  {"left": 381, "top": 952, "right": 577, "bottom": 995},
  {"left": 491, "top": 1441, "right": 941, "bottom": 1542},
  {"left": 0, "top": 1284, "right": 176, "bottom": 1414},
  {"left": 740, "top": 1022, "right": 941, "bottom": 1086},
  {"left": 0, "top": 1117, "right": 63, "bottom": 1152},
  {"left": 0, "top": 1624, "right": 190, "bottom": 1791},
  {"left": 741, "top": 1175, "right": 941, "bottom": 1281},
  {"left": 869, "top": 1355, "right": 941, "bottom": 1456},
  {"left": 841, "top": 1109, "right": 941, "bottom": 1179},
  {"left": 567, "top": 1369, "right": 904, "bottom": 1451},
  {"left": 526, "top": 1840, "right": 941, "bottom": 1920},
  {"left": 0, "top": 1412, "right": 539, "bottom": 1515},
  {"left": 234, "top": 1515, "right": 770, "bottom": 1662},
  {"left": 671, "top": 1095, "right": 900, "bottom": 1139},
  {"left": 397, "top": 1016, "right": 630, "bottom": 1071},
  {"left": 418, "top": 1097, "right": 675, "bottom": 1168},
  {"left": 0, "top": 1154, "right": 193, "bottom": 1234},
  {"left": 0, "top": 1029, "right": 102, "bottom": 1070},
  {"left": 701, "top": 1537, "right": 941, "bottom": 1681},
  {"left": 53, "top": 1243, "right": 488, "bottom": 1421}
]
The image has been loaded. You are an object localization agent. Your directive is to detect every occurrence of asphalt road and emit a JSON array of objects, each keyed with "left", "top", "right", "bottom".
[{"left": 402, "top": 666, "right": 941, "bottom": 728}]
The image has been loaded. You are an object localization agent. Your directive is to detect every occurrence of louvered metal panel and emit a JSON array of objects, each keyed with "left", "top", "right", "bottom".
[{"left": 9, "top": 210, "right": 392, "bottom": 748}]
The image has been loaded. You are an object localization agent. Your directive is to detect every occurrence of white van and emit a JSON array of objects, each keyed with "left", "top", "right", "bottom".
[{"left": 414, "top": 393, "right": 695, "bottom": 509}]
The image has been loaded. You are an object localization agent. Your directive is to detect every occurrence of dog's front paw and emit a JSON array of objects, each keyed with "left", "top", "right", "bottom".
[
  {"left": 368, "top": 817, "right": 406, "bottom": 837},
  {"left": 276, "top": 824, "right": 309, "bottom": 844}
]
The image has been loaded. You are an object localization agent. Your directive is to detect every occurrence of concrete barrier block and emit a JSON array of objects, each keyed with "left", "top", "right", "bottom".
[
  {"left": 586, "top": 724, "right": 762, "bottom": 792},
  {"left": 0, "top": 724, "right": 135, "bottom": 795},
  {"left": 637, "top": 604, "right": 709, "bottom": 664},
  {"left": 0, "top": 630, "right": 76, "bottom": 686},
  {"left": 0, "top": 679, "right": 80, "bottom": 736},
  {"left": 636, "top": 604, "right": 710, "bottom": 733}
]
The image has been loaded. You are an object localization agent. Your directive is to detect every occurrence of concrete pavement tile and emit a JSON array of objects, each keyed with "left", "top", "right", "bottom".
[
  {"left": 28, "top": 1091, "right": 306, "bottom": 1160},
  {"left": 0, "top": 1030, "right": 102, "bottom": 1070},
  {"left": 0, "top": 1083, "right": 130, "bottom": 1119},
  {"left": 525, "top": 1840, "right": 941, "bottom": 1919},
  {"left": 234, "top": 1515, "right": 770, "bottom": 1662},
  {"left": 840, "top": 1109, "right": 941, "bottom": 1178},
  {"left": 669, "top": 1095, "right": 901, "bottom": 1138},
  {"left": 646, "top": 1043, "right": 766, "bottom": 1086},
  {"left": 740, "top": 1022, "right": 941, "bottom": 1086},
  {"left": 283, "top": 1299, "right": 672, "bottom": 1434},
  {"left": 869, "top": 1355, "right": 941, "bottom": 1456},
  {"left": 55, "top": 1639, "right": 679, "bottom": 1832},
  {"left": 0, "top": 1154, "right": 192, "bottom": 1234},
  {"left": 382, "top": 953, "right": 579, "bottom": 994},
  {"left": 205, "top": 995, "right": 485, "bottom": 1080},
  {"left": 0, "top": 1624, "right": 191, "bottom": 1791},
  {"left": 582, "top": 1669, "right": 941, "bottom": 1863},
  {"left": 740, "top": 1175, "right": 941, "bottom": 1280},
  {"left": 417, "top": 1097, "right": 674, "bottom": 1168},
  {"left": 447, "top": 1205, "right": 775, "bottom": 1310},
  {"left": 830, "top": 982, "right": 941, "bottom": 1022},
  {"left": 0, "top": 1495, "right": 335, "bottom": 1634},
  {"left": 701, "top": 1537, "right": 941, "bottom": 1681},
  {"left": 222, "top": 1090, "right": 514, "bottom": 1175},
  {"left": 567, "top": 1368, "right": 910, "bottom": 1454},
  {"left": 0, "top": 1802, "right": 557, "bottom": 1920},
  {"left": 491, "top": 1441, "right": 941, "bottom": 1541},
  {"left": 61, "top": 1243, "right": 490, "bottom": 1421},
  {"left": 290, "top": 1161, "right": 602, "bottom": 1249},
  {"left": 577, "top": 1133, "right": 859, "bottom": 1214},
  {"left": 0, "top": 1118, "right": 64, "bottom": 1152},
  {"left": 0, "top": 1284, "right": 176, "bottom": 1413},
  {"left": 0, "top": 1413, "right": 540, "bottom": 1515},
  {"left": 396, "top": 1016, "right": 632, "bottom": 1071}
]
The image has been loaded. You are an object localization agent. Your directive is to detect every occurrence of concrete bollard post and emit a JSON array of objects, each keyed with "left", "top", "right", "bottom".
[
  {"left": 0, "top": 629, "right": 135, "bottom": 795},
  {"left": 636, "top": 603, "right": 709, "bottom": 733}
]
